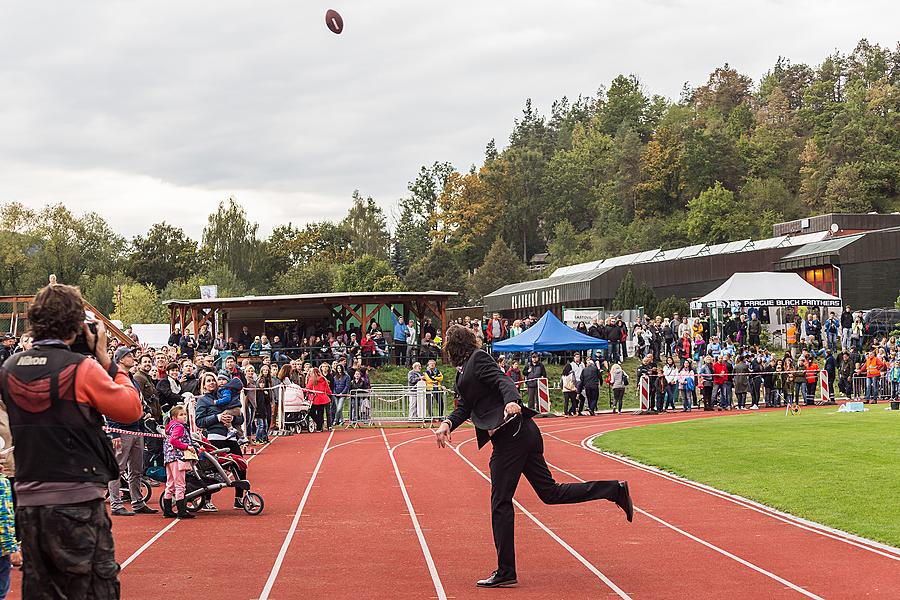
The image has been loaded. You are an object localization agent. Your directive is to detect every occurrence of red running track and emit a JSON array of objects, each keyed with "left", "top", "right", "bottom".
[{"left": 8, "top": 410, "right": 900, "bottom": 599}]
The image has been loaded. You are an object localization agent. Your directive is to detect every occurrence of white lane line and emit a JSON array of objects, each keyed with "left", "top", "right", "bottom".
[
  {"left": 326, "top": 434, "right": 383, "bottom": 452},
  {"left": 121, "top": 438, "right": 275, "bottom": 570},
  {"left": 564, "top": 432, "right": 900, "bottom": 561},
  {"left": 259, "top": 430, "right": 334, "bottom": 600},
  {"left": 120, "top": 520, "right": 179, "bottom": 569},
  {"left": 452, "top": 437, "right": 631, "bottom": 600},
  {"left": 544, "top": 458, "right": 824, "bottom": 600},
  {"left": 382, "top": 429, "right": 448, "bottom": 600}
]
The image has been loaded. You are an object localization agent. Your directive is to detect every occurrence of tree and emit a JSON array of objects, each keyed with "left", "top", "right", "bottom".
[
  {"left": 273, "top": 262, "right": 336, "bottom": 295},
  {"left": 612, "top": 271, "right": 638, "bottom": 311},
  {"left": 0, "top": 203, "right": 126, "bottom": 293},
  {"left": 468, "top": 237, "right": 528, "bottom": 303},
  {"left": 342, "top": 191, "right": 391, "bottom": 260},
  {"left": 684, "top": 182, "right": 754, "bottom": 244},
  {"left": 126, "top": 222, "right": 199, "bottom": 290},
  {"left": 598, "top": 75, "right": 651, "bottom": 138},
  {"left": 655, "top": 295, "right": 690, "bottom": 319},
  {"left": 611, "top": 124, "right": 643, "bottom": 221},
  {"left": 393, "top": 162, "right": 454, "bottom": 276},
  {"left": 285, "top": 221, "right": 353, "bottom": 265},
  {"left": 110, "top": 283, "right": 167, "bottom": 327},
  {"left": 82, "top": 272, "right": 132, "bottom": 318},
  {"left": 200, "top": 197, "right": 261, "bottom": 290},
  {"left": 433, "top": 170, "right": 499, "bottom": 271},
  {"left": 636, "top": 283, "right": 658, "bottom": 316},
  {"left": 541, "top": 121, "right": 612, "bottom": 235},
  {"left": 690, "top": 64, "right": 753, "bottom": 118},
  {"left": 546, "top": 221, "right": 590, "bottom": 270},
  {"left": 334, "top": 256, "right": 405, "bottom": 292},
  {"left": 160, "top": 266, "right": 248, "bottom": 302},
  {"left": 405, "top": 243, "right": 467, "bottom": 305}
]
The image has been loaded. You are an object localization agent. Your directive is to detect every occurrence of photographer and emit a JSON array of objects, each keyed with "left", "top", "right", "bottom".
[{"left": 0, "top": 283, "right": 142, "bottom": 598}]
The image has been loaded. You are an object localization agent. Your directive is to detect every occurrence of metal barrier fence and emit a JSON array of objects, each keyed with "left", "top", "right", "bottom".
[
  {"left": 342, "top": 383, "right": 451, "bottom": 426},
  {"left": 850, "top": 375, "right": 897, "bottom": 402}
]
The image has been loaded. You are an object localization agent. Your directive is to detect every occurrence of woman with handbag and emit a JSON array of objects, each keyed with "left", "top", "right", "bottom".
[{"left": 162, "top": 405, "right": 197, "bottom": 519}]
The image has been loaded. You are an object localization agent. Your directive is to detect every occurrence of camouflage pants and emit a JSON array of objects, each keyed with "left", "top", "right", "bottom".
[{"left": 17, "top": 499, "right": 120, "bottom": 599}]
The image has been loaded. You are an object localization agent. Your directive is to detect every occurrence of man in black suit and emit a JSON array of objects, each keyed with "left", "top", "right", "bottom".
[{"left": 434, "top": 325, "right": 633, "bottom": 589}]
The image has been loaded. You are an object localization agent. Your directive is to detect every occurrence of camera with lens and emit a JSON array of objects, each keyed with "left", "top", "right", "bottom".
[{"left": 70, "top": 312, "right": 98, "bottom": 356}]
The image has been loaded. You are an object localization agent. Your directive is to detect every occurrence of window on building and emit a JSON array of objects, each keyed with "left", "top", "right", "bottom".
[{"left": 799, "top": 266, "right": 837, "bottom": 295}]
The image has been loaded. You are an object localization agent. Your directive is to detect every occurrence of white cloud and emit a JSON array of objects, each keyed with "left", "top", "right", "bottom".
[{"left": 0, "top": 0, "right": 896, "bottom": 238}]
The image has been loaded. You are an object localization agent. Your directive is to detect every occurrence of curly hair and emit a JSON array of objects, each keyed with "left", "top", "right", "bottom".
[
  {"left": 27, "top": 283, "right": 85, "bottom": 342},
  {"left": 444, "top": 324, "right": 481, "bottom": 367}
]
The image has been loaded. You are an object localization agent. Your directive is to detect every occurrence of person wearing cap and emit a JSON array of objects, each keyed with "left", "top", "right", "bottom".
[
  {"left": 0, "top": 336, "right": 15, "bottom": 365},
  {"left": 107, "top": 347, "right": 157, "bottom": 516},
  {"left": 523, "top": 353, "right": 546, "bottom": 411}
]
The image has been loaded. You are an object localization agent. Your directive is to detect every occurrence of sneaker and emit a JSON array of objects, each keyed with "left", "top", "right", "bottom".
[
  {"left": 234, "top": 499, "right": 244, "bottom": 510},
  {"left": 111, "top": 508, "right": 135, "bottom": 516},
  {"left": 133, "top": 505, "right": 159, "bottom": 514},
  {"left": 749, "top": 405, "right": 759, "bottom": 410},
  {"left": 201, "top": 502, "right": 218, "bottom": 512}
]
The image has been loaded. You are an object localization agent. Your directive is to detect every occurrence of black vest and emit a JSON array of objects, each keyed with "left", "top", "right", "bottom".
[{"left": 0, "top": 344, "right": 119, "bottom": 484}]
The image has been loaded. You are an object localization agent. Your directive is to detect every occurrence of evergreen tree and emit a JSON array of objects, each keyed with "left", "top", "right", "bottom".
[{"left": 468, "top": 237, "right": 528, "bottom": 303}]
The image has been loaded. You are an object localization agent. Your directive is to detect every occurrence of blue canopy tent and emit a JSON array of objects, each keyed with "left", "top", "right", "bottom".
[{"left": 492, "top": 311, "right": 608, "bottom": 353}]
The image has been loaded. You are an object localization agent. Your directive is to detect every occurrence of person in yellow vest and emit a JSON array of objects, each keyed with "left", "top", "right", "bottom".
[
  {"left": 423, "top": 359, "right": 444, "bottom": 417},
  {"left": 786, "top": 322, "right": 798, "bottom": 359}
]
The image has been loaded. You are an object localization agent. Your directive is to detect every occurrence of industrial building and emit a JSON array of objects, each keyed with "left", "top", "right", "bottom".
[{"left": 484, "top": 213, "right": 900, "bottom": 318}]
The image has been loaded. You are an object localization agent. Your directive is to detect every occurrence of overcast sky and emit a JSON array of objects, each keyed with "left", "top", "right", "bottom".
[{"left": 0, "top": 1, "right": 896, "bottom": 240}]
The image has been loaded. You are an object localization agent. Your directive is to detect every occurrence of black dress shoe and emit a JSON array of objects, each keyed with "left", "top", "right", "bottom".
[
  {"left": 616, "top": 481, "right": 634, "bottom": 523},
  {"left": 476, "top": 571, "right": 517, "bottom": 588}
]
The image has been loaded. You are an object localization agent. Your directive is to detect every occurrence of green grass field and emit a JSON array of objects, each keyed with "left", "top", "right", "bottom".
[{"left": 593, "top": 407, "right": 900, "bottom": 548}]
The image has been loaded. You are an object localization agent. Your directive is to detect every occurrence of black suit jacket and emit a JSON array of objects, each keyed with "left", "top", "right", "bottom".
[{"left": 446, "top": 349, "right": 537, "bottom": 449}]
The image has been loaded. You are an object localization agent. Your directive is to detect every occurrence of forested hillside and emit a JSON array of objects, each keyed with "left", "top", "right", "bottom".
[{"left": 1, "top": 39, "right": 898, "bottom": 322}]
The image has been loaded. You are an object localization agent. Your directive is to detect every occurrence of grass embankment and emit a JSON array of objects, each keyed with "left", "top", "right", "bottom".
[
  {"left": 374, "top": 356, "right": 642, "bottom": 413},
  {"left": 594, "top": 407, "right": 900, "bottom": 547}
]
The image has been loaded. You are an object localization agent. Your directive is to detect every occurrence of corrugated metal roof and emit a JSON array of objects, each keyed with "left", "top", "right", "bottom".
[
  {"left": 748, "top": 235, "right": 791, "bottom": 250},
  {"left": 784, "top": 231, "right": 830, "bottom": 245},
  {"left": 632, "top": 248, "right": 663, "bottom": 263},
  {"left": 709, "top": 239, "right": 752, "bottom": 254},
  {"left": 550, "top": 259, "right": 604, "bottom": 278},
  {"left": 485, "top": 267, "right": 614, "bottom": 298},
  {"left": 778, "top": 233, "right": 865, "bottom": 260},
  {"left": 164, "top": 290, "right": 458, "bottom": 306}
]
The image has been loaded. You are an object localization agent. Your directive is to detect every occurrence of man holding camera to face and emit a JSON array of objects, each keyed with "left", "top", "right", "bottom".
[{"left": 0, "top": 282, "right": 142, "bottom": 599}]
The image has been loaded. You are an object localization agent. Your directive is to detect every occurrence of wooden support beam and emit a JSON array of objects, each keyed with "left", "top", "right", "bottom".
[
  {"left": 342, "top": 302, "right": 364, "bottom": 325},
  {"left": 439, "top": 300, "right": 447, "bottom": 361},
  {"left": 82, "top": 300, "right": 134, "bottom": 346},
  {"left": 363, "top": 303, "right": 385, "bottom": 328}
]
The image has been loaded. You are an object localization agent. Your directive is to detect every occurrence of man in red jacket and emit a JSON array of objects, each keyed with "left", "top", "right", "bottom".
[{"left": 485, "top": 313, "right": 508, "bottom": 347}]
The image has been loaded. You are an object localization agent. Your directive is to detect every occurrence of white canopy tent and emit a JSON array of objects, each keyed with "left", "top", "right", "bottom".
[{"left": 690, "top": 272, "right": 842, "bottom": 310}]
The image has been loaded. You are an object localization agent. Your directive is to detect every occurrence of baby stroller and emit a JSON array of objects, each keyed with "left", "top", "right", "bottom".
[
  {"left": 280, "top": 383, "right": 315, "bottom": 434},
  {"left": 156, "top": 433, "right": 264, "bottom": 515}
]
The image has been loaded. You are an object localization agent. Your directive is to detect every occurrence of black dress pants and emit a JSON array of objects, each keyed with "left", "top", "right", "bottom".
[{"left": 488, "top": 418, "right": 621, "bottom": 578}]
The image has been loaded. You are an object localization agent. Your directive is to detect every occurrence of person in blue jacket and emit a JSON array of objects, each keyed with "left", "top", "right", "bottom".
[{"left": 390, "top": 308, "right": 410, "bottom": 367}]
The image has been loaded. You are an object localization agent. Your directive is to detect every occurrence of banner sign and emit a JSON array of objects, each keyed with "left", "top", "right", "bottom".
[
  {"left": 563, "top": 309, "right": 599, "bottom": 325},
  {"left": 691, "top": 298, "right": 842, "bottom": 309}
]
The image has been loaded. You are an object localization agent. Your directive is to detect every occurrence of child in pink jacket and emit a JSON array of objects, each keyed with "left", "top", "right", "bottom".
[{"left": 162, "top": 406, "right": 195, "bottom": 519}]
